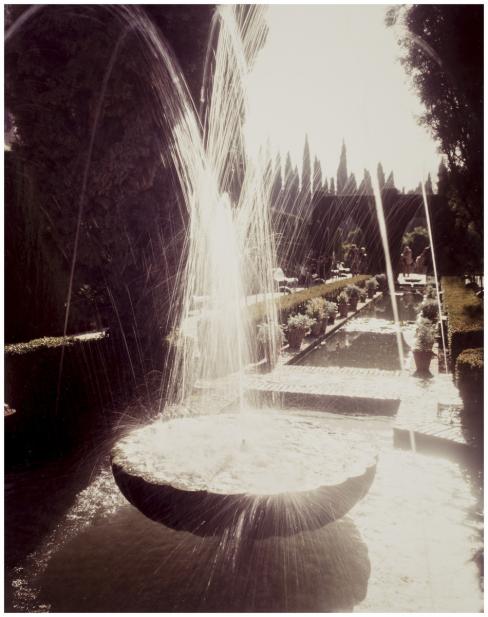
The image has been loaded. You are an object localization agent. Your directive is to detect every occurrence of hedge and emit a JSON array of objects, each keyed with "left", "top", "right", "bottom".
[
  {"left": 441, "top": 276, "right": 483, "bottom": 365},
  {"left": 247, "top": 275, "right": 369, "bottom": 324},
  {"left": 455, "top": 348, "right": 483, "bottom": 413},
  {"left": 5, "top": 330, "right": 107, "bottom": 356}
]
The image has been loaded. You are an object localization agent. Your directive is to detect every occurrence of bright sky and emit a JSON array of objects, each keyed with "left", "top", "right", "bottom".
[{"left": 243, "top": 5, "right": 441, "bottom": 191}]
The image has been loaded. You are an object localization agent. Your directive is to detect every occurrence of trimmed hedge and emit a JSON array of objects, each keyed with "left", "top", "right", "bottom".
[
  {"left": 5, "top": 331, "right": 107, "bottom": 356},
  {"left": 455, "top": 348, "right": 483, "bottom": 413},
  {"left": 247, "top": 276, "right": 369, "bottom": 324},
  {"left": 441, "top": 276, "right": 483, "bottom": 365}
]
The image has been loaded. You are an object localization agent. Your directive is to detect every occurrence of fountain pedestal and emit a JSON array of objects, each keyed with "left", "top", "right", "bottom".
[{"left": 111, "top": 411, "right": 377, "bottom": 539}]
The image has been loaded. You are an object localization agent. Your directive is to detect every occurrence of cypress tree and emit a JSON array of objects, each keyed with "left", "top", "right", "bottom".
[
  {"left": 385, "top": 171, "right": 396, "bottom": 190},
  {"left": 377, "top": 162, "right": 386, "bottom": 190},
  {"left": 336, "top": 140, "right": 348, "bottom": 195},
  {"left": 301, "top": 135, "right": 312, "bottom": 196}
]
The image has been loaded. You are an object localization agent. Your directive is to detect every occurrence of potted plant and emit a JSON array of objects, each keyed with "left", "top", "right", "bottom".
[
  {"left": 375, "top": 273, "right": 388, "bottom": 292},
  {"left": 286, "top": 313, "right": 314, "bottom": 350},
  {"left": 345, "top": 284, "right": 362, "bottom": 311},
  {"left": 420, "top": 298, "right": 439, "bottom": 322},
  {"left": 366, "top": 277, "right": 379, "bottom": 299},
  {"left": 305, "top": 297, "right": 327, "bottom": 337},
  {"left": 413, "top": 317, "right": 436, "bottom": 374},
  {"left": 326, "top": 301, "right": 338, "bottom": 325},
  {"left": 257, "top": 321, "right": 284, "bottom": 369},
  {"left": 337, "top": 291, "right": 349, "bottom": 318}
]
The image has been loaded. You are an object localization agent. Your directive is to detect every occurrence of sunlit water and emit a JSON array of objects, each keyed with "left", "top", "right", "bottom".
[
  {"left": 6, "top": 410, "right": 482, "bottom": 612},
  {"left": 300, "top": 294, "right": 419, "bottom": 370},
  {"left": 113, "top": 410, "right": 376, "bottom": 495},
  {"left": 5, "top": 6, "right": 482, "bottom": 613}
]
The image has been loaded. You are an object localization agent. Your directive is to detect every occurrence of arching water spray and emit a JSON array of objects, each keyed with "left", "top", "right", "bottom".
[
  {"left": 54, "top": 28, "right": 130, "bottom": 415},
  {"left": 421, "top": 182, "right": 448, "bottom": 370},
  {"left": 371, "top": 172, "right": 405, "bottom": 368}
]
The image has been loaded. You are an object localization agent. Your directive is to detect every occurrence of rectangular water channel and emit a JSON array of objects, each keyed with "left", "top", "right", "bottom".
[{"left": 297, "top": 293, "right": 420, "bottom": 371}]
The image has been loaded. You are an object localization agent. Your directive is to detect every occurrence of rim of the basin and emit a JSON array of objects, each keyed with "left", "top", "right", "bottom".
[{"left": 111, "top": 449, "right": 377, "bottom": 538}]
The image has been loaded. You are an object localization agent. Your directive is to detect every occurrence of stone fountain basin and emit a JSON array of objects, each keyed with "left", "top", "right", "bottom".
[{"left": 111, "top": 411, "right": 377, "bottom": 539}]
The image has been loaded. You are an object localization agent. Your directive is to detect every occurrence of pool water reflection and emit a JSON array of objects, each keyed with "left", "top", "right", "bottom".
[
  {"left": 299, "top": 294, "right": 420, "bottom": 371},
  {"left": 6, "top": 410, "right": 482, "bottom": 613}
]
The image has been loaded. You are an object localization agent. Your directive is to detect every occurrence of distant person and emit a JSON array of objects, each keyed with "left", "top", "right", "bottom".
[
  {"left": 414, "top": 247, "right": 430, "bottom": 275},
  {"left": 401, "top": 245, "right": 413, "bottom": 277},
  {"left": 321, "top": 254, "right": 332, "bottom": 280},
  {"left": 299, "top": 262, "right": 311, "bottom": 287},
  {"left": 349, "top": 245, "right": 361, "bottom": 275},
  {"left": 360, "top": 247, "right": 368, "bottom": 274}
]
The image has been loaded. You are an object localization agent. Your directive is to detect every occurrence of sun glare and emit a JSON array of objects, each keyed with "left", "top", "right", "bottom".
[{"left": 243, "top": 5, "right": 440, "bottom": 190}]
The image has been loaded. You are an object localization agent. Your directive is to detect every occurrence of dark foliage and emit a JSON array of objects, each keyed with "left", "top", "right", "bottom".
[
  {"left": 388, "top": 5, "right": 483, "bottom": 268},
  {"left": 5, "top": 6, "right": 213, "bottom": 397}
]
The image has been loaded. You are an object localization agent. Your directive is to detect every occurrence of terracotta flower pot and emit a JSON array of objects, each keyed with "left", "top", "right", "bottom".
[
  {"left": 328, "top": 314, "right": 336, "bottom": 325},
  {"left": 349, "top": 299, "right": 358, "bottom": 312},
  {"left": 413, "top": 349, "right": 433, "bottom": 374},
  {"left": 338, "top": 304, "right": 348, "bottom": 318},
  {"left": 310, "top": 321, "right": 322, "bottom": 337},
  {"left": 287, "top": 328, "right": 306, "bottom": 350},
  {"left": 367, "top": 289, "right": 375, "bottom": 299}
]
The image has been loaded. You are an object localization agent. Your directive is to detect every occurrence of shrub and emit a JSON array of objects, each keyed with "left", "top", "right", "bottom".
[
  {"left": 424, "top": 285, "right": 437, "bottom": 300},
  {"left": 455, "top": 348, "right": 483, "bottom": 413},
  {"left": 287, "top": 313, "right": 315, "bottom": 332},
  {"left": 420, "top": 299, "right": 439, "bottom": 322},
  {"left": 366, "top": 277, "right": 379, "bottom": 291},
  {"left": 442, "top": 276, "right": 483, "bottom": 364},
  {"left": 256, "top": 321, "right": 284, "bottom": 366},
  {"left": 305, "top": 297, "right": 326, "bottom": 321},
  {"left": 375, "top": 273, "right": 388, "bottom": 291},
  {"left": 257, "top": 321, "right": 284, "bottom": 347},
  {"left": 337, "top": 291, "right": 349, "bottom": 306},
  {"left": 247, "top": 275, "right": 369, "bottom": 324},
  {"left": 345, "top": 284, "right": 362, "bottom": 301},
  {"left": 413, "top": 317, "right": 436, "bottom": 352},
  {"left": 326, "top": 301, "right": 338, "bottom": 316}
]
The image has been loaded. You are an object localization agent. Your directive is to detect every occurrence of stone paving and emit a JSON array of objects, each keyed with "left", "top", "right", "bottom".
[
  {"left": 245, "top": 365, "right": 402, "bottom": 415},
  {"left": 194, "top": 289, "right": 476, "bottom": 460}
]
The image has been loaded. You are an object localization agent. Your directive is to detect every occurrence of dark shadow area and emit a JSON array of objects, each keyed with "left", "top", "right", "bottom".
[{"left": 31, "top": 509, "right": 370, "bottom": 612}]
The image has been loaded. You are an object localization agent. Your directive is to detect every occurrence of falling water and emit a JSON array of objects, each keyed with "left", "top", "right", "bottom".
[
  {"left": 370, "top": 173, "right": 405, "bottom": 368},
  {"left": 154, "top": 5, "right": 279, "bottom": 410},
  {"left": 421, "top": 181, "right": 448, "bottom": 369}
]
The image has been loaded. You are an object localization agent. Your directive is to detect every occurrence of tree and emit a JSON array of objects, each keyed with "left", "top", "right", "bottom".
[
  {"left": 301, "top": 135, "right": 312, "bottom": 196},
  {"left": 402, "top": 226, "right": 429, "bottom": 258},
  {"left": 312, "top": 156, "right": 322, "bottom": 195},
  {"left": 329, "top": 177, "right": 336, "bottom": 196},
  {"left": 5, "top": 5, "right": 213, "bottom": 368},
  {"left": 336, "top": 140, "right": 348, "bottom": 195},
  {"left": 344, "top": 173, "right": 357, "bottom": 194},
  {"left": 385, "top": 171, "right": 396, "bottom": 190},
  {"left": 425, "top": 173, "right": 434, "bottom": 195},
  {"left": 358, "top": 169, "right": 373, "bottom": 194},
  {"left": 389, "top": 5, "right": 482, "bottom": 253},
  {"left": 377, "top": 163, "right": 386, "bottom": 190}
]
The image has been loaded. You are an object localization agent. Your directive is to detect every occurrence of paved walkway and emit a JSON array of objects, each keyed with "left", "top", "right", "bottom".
[
  {"left": 246, "top": 365, "right": 402, "bottom": 415},
  {"left": 193, "top": 287, "right": 475, "bottom": 460}
]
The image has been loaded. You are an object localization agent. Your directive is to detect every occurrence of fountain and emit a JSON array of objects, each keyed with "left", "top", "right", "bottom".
[
  {"left": 112, "top": 410, "right": 376, "bottom": 538},
  {"left": 108, "top": 5, "right": 377, "bottom": 538}
]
